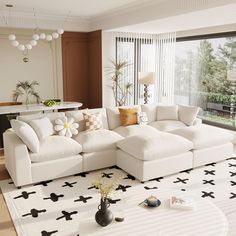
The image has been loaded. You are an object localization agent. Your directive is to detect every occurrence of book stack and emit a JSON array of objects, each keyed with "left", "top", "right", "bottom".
[{"left": 170, "top": 196, "right": 196, "bottom": 211}]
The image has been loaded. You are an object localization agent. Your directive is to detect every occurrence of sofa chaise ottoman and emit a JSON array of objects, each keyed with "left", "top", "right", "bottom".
[
  {"left": 170, "top": 124, "right": 234, "bottom": 167},
  {"left": 116, "top": 132, "right": 193, "bottom": 181}
]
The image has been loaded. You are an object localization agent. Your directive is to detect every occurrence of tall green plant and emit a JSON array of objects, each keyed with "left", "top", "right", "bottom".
[
  {"left": 13, "top": 81, "right": 41, "bottom": 104},
  {"left": 107, "top": 60, "right": 133, "bottom": 106}
]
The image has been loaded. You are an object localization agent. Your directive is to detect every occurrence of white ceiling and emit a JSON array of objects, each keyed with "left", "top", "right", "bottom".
[
  {"left": 0, "top": 0, "right": 152, "bottom": 18},
  {"left": 115, "top": 3, "right": 236, "bottom": 34},
  {"left": 0, "top": 0, "right": 235, "bottom": 32}
]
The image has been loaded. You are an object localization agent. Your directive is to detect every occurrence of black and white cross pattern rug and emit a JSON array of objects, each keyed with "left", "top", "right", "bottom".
[{"left": 1, "top": 159, "right": 236, "bottom": 236}]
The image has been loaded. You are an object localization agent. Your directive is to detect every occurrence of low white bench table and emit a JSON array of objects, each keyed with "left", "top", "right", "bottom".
[{"left": 79, "top": 189, "right": 228, "bottom": 236}]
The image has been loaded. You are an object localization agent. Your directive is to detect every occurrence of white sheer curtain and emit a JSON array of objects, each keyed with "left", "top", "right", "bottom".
[{"left": 110, "top": 31, "right": 176, "bottom": 105}]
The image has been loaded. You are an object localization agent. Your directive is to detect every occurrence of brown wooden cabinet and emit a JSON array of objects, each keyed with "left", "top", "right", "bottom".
[{"left": 62, "top": 30, "right": 102, "bottom": 109}]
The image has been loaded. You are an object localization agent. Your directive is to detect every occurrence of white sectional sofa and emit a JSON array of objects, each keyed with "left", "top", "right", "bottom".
[{"left": 3, "top": 104, "right": 234, "bottom": 187}]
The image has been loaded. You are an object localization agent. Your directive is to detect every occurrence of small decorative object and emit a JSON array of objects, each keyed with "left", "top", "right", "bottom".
[
  {"left": 139, "top": 195, "right": 161, "bottom": 208},
  {"left": 54, "top": 117, "right": 79, "bottom": 138},
  {"left": 170, "top": 196, "right": 195, "bottom": 211},
  {"left": 137, "top": 111, "right": 148, "bottom": 125},
  {"left": 12, "top": 80, "right": 41, "bottom": 105},
  {"left": 107, "top": 59, "right": 133, "bottom": 106},
  {"left": 43, "top": 100, "right": 60, "bottom": 107},
  {"left": 138, "top": 72, "right": 156, "bottom": 104},
  {"left": 92, "top": 175, "right": 120, "bottom": 226}
]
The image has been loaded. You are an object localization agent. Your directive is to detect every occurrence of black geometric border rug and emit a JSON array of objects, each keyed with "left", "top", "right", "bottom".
[{"left": 1, "top": 158, "right": 236, "bottom": 236}]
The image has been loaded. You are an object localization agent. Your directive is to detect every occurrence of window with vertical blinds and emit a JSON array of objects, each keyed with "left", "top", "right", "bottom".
[{"left": 112, "top": 32, "right": 176, "bottom": 105}]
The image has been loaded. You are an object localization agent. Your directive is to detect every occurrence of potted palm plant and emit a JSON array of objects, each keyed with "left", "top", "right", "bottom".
[
  {"left": 12, "top": 81, "right": 41, "bottom": 105},
  {"left": 107, "top": 59, "right": 133, "bottom": 106}
]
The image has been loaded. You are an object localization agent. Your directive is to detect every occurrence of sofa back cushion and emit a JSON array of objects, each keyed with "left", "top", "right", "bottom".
[
  {"left": 10, "top": 119, "right": 39, "bottom": 153},
  {"left": 178, "top": 104, "right": 200, "bottom": 126},
  {"left": 106, "top": 105, "right": 141, "bottom": 130},
  {"left": 17, "top": 112, "right": 66, "bottom": 135},
  {"left": 156, "top": 105, "right": 178, "bottom": 121},
  {"left": 141, "top": 104, "right": 157, "bottom": 123},
  {"left": 17, "top": 112, "right": 66, "bottom": 123},
  {"left": 66, "top": 108, "right": 108, "bottom": 132}
]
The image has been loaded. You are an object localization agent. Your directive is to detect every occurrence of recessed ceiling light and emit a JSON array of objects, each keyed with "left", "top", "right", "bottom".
[{"left": 5, "top": 4, "right": 14, "bottom": 8}]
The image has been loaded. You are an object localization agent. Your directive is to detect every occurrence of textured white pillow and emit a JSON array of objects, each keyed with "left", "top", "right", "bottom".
[
  {"left": 10, "top": 119, "right": 39, "bottom": 153},
  {"left": 54, "top": 117, "right": 79, "bottom": 138},
  {"left": 178, "top": 105, "right": 200, "bottom": 126},
  {"left": 157, "top": 105, "right": 178, "bottom": 121},
  {"left": 29, "top": 117, "right": 54, "bottom": 140},
  {"left": 137, "top": 111, "right": 148, "bottom": 125}
]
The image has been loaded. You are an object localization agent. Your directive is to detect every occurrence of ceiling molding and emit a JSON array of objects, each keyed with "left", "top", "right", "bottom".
[
  {"left": 90, "top": 0, "right": 236, "bottom": 31},
  {"left": 0, "top": 0, "right": 236, "bottom": 32},
  {"left": 0, "top": 11, "right": 90, "bottom": 31}
]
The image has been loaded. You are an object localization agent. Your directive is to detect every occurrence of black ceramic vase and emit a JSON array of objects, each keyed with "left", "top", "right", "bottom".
[{"left": 95, "top": 198, "right": 113, "bottom": 227}]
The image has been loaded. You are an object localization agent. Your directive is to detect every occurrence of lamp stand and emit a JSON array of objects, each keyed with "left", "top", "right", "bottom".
[{"left": 144, "top": 84, "right": 149, "bottom": 104}]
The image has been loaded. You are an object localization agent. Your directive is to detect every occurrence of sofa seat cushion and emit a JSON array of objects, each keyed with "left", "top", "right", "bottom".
[
  {"left": 170, "top": 124, "right": 234, "bottom": 150},
  {"left": 117, "top": 133, "right": 193, "bottom": 161},
  {"left": 30, "top": 136, "right": 82, "bottom": 162},
  {"left": 149, "top": 120, "right": 187, "bottom": 132},
  {"left": 75, "top": 129, "right": 123, "bottom": 153},
  {"left": 113, "top": 124, "right": 161, "bottom": 138}
]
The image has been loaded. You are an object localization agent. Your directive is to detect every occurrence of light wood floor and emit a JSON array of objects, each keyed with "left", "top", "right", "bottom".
[{"left": 0, "top": 154, "right": 17, "bottom": 236}]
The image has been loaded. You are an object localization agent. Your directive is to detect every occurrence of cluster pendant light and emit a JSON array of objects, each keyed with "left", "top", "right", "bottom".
[
  {"left": 8, "top": 29, "right": 64, "bottom": 52},
  {"left": 3, "top": 4, "right": 66, "bottom": 62}
]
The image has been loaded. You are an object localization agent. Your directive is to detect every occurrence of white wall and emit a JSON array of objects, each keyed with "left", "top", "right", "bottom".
[
  {"left": 0, "top": 28, "right": 63, "bottom": 103},
  {"left": 102, "top": 31, "right": 116, "bottom": 107}
]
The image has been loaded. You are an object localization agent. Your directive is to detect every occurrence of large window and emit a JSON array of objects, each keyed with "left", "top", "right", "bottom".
[
  {"left": 115, "top": 33, "right": 176, "bottom": 106},
  {"left": 175, "top": 33, "right": 236, "bottom": 129},
  {"left": 116, "top": 37, "right": 156, "bottom": 105}
]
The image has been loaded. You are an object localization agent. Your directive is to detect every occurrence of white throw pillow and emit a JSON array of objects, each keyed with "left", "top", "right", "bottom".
[
  {"left": 10, "top": 119, "right": 39, "bottom": 153},
  {"left": 137, "top": 112, "right": 148, "bottom": 125},
  {"left": 29, "top": 117, "right": 54, "bottom": 140},
  {"left": 157, "top": 105, "right": 178, "bottom": 121},
  {"left": 178, "top": 104, "right": 200, "bottom": 126},
  {"left": 54, "top": 117, "right": 79, "bottom": 138}
]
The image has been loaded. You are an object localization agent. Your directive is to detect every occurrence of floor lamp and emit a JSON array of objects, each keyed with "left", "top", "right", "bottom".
[
  {"left": 138, "top": 72, "right": 156, "bottom": 104},
  {"left": 227, "top": 69, "right": 236, "bottom": 125}
]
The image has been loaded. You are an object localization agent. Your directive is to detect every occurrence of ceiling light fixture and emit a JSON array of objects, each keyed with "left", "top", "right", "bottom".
[{"left": 4, "top": 4, "right": 65, "bottom": 62}]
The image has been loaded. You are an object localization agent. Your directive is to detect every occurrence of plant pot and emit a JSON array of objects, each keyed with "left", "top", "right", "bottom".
[{"left": 95, "top": 198, "right": 113, "bottom": 227}]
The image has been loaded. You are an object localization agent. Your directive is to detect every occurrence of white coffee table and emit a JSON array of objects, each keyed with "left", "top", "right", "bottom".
[{"left": 79, "top": 189, "right": 228, "bottom": 236}]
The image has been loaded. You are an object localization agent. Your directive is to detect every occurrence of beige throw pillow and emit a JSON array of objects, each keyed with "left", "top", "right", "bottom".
[{"left": 178, "top": 104, "right": 200, "bottom": 126}]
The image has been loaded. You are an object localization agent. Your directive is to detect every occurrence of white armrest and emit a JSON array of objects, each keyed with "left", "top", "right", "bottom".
[
  {"left": 193, "top": 118, "right": 202, "bottom": 126},
  {"left": 3, "top": 130, "right": 32, "bottom": 187}
]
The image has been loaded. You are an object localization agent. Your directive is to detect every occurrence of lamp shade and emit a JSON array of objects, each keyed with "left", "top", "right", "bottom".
[
  {"left": 138, "top": 72, "right": 156, "bottom": 85},
  {"left": 227, "top": 70, "right": 236, "bottom": 81}
]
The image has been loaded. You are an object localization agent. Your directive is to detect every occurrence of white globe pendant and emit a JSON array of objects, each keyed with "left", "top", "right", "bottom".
[
  {"left": 8, "top": 34, "right": 16, "bottom": 41},
  {"left": 17, "top": 44, "right": 25, "bottom": 51},
  {"left": 52, "top": 32, "right": 59, "bottom": 39},
  {"left": 57, "top": 29, "right": 64, "bottom": 35},
  {"left": 25, "top": 44, "right": 33, "bottom": 50},
  {"left": 46, "top": 35, "right": 53, "bottom": 41},
  {"left": 32, "top": 34, "right": 40, "bottom": 41},
  {"left": 39, "top": 33, "right": 46, "bottom": 40},
  {"left": 11, "top": 40, "right": 19, "bottom": 47},
  {"left": 30, "top": 40, "right": 37, "bottom": 46}
]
